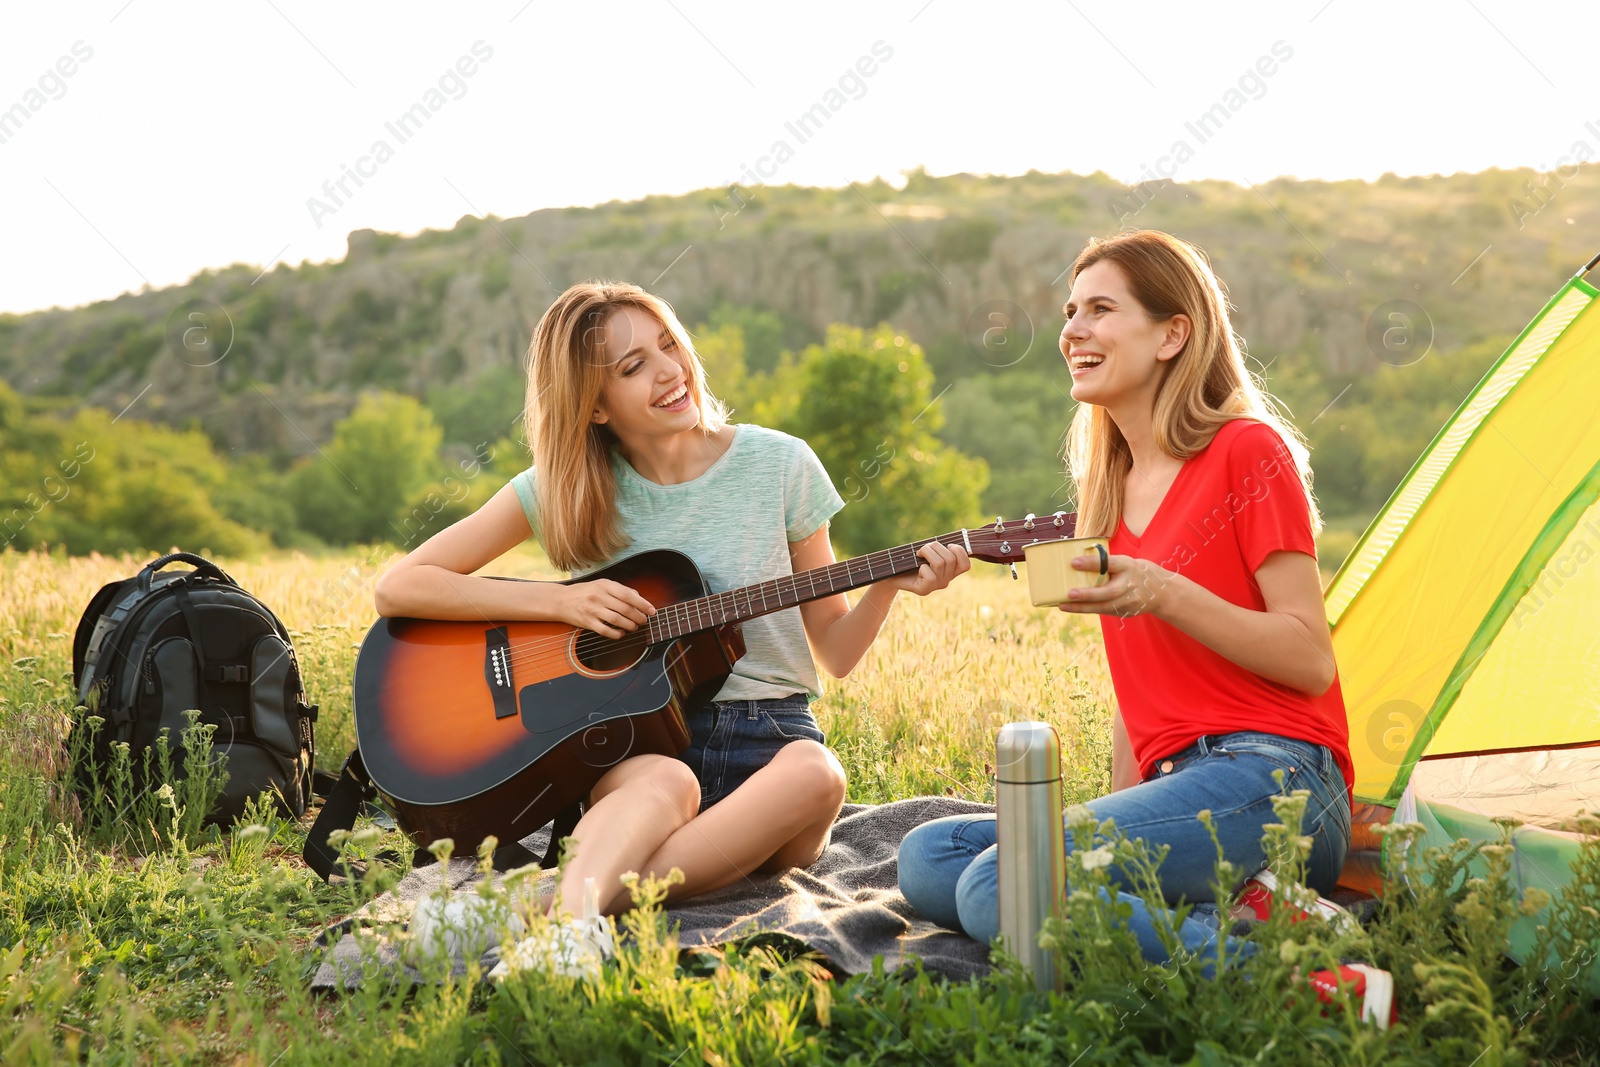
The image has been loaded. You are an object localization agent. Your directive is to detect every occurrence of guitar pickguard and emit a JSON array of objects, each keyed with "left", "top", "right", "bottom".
[{"left": 517, "top": 649, "right": 673, "bottom": 744}]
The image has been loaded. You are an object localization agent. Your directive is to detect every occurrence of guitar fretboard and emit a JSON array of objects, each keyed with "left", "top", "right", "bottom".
[{"left": 645, "top": 531, "right": 968, "bottom": 642}]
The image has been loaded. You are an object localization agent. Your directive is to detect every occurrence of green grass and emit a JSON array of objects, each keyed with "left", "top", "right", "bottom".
[{"left": 1, "top": 546, "right": 1597, "bottom": 1065}]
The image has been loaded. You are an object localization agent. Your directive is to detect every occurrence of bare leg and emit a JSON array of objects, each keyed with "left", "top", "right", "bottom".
[
  {"left": 606, "top": 740, "right": 847, "bottom": 911},
  {"left": 543, "top": 754, "right": 700, "bottom": 918}
]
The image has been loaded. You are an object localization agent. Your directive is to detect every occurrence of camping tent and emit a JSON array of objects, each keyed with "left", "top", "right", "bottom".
[{"left": 1327, "top": 254, "right": 1600, "bottom": 980}]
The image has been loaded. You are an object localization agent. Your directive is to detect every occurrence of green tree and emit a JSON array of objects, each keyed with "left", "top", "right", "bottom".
[
  {"left": 691, "top": 321, "right": 750, "bottom": 416},
  {"left": 392, "top": 441, "right": 510, "bottom": 550},
  {"left": 2, "top": 397, "right": 267, "bottom": 556},
  {"left": 426, "top": 365, "right": 525, "bottom": 448},
  {"left": 210, "top": 454, "right": 305, "bottom": 548},
  {"left": 704, "top": 303, "right": 787, "bottom": 374},
  {"left": 769, "top": 325, "right": 988, "bottom": 554},
  {"left": 289, "top": 392, "right": 443, "bottom": 544},
  {"left": 1298, "top": 334, "right": 1512, "bottom": 518},
  {"left": 940, "top": 371, "right": 1076, "bottom": 520}
]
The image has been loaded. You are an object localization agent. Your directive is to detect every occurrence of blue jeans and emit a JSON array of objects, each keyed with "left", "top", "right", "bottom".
[
  {"left": 677, "top": 695, "right": 824, "bottom": 809},
  {"left": 898, "top": 732, "right": 1351, "bottom": 969}
]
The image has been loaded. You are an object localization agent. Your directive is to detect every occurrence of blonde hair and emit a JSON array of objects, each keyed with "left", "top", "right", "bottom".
[
  {"left": 523, "top": 281, "right": 728, "bottom": 571},
  {"left": 1064, "top": 230, "right": 1321, "bottom": 537}
]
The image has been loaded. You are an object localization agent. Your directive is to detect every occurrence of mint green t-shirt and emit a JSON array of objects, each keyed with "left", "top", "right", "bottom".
[{"left": 510, "top": 424, "right": 846, "bottom": 702}]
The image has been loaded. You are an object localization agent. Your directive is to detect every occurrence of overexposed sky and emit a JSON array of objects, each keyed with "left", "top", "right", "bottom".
[{"left": 3, "top": 0, "right": 1595, "bottom": 314}]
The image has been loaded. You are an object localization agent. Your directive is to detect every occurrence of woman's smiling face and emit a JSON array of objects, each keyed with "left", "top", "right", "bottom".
[
  {"left": 1060, "top": 260, "right": 1183, "bottom": 407},
  {"left": 591, "top": 305, "right": 700, "bottom": 443}
]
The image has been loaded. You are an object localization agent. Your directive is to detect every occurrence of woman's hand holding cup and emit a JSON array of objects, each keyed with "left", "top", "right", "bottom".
[{"left": 1056, "top": 552, "right": 1176, "bottom": 619}]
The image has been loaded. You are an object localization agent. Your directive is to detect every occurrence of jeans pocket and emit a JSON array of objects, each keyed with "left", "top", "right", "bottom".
[{"left": 761, "top": 706, "right": 825, "bottom": 745}]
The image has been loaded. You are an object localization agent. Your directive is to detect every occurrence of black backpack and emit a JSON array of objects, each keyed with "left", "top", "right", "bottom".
[{"left": 70, "top": 551, "right": 318, "bottom": 826}]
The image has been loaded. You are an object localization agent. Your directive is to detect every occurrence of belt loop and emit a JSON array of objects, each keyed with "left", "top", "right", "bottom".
[{"left": 746, "top": 700, "right": 758, "bottom": 721}]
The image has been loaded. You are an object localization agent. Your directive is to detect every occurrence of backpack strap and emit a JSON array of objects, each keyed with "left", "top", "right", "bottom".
[
  {"left": 303, "top": 748, "right": 383, "bottom": 882},
  {"left": 303, "top": 749, "right": 585, "bottom": 881},
  {"left": 169, "top": 583, "right": 218, "bottom": 727}
]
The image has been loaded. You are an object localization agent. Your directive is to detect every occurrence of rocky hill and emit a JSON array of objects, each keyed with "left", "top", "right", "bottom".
[{"left": 3, "top": 166, "right": 1596, "bottom": 457}]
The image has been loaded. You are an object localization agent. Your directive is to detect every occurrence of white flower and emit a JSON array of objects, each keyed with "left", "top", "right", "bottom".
[
  {"left": 1078, "top": 846, "right": 1114, "bottom": 870},
  {"left": 1063, "top": 804, "right": 1095, "bottom": 830}
]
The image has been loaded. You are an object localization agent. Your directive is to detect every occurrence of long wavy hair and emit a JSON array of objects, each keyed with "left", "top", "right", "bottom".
[
  {"left": 523, "top": 281, "right": 728, "bottom": 571},
  {"left": 1064, "top": 230, "right": 1320, "bottom": 537}
]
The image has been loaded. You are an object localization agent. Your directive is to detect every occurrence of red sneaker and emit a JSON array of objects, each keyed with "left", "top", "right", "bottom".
[
  {"left": 1305, "top": 963, "right": 1397, "bottom": 1029},
  {"left": 1235, "top": 869, "right": 1358, "bottom": 935}
]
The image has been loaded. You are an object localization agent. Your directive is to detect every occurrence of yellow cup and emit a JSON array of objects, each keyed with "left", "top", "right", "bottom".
[{"left": 1023, "top": 536, "right": 1110, "bottom": 607}]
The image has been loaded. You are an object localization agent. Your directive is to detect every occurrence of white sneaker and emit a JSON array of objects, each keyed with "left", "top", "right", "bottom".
[
  {"left": 489, "top": 914, "right": 615, "bottom": 982},
  {"left": 1235, "top": 868, "right": 1359, "bottom": 936},
  {"left": 405, "top": 891, "right": 527, "bottom": 966},
  {"left": 1306, "top": 962, "right": 1397, "bottom": 1029}
]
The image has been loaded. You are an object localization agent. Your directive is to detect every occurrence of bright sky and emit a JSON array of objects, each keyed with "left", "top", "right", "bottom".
[{"left": 3, "top": 0, "right": 1596, "bottom": 314}]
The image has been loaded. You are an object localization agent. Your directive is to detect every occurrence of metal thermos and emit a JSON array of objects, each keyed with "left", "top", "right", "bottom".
[{"left": 996, "top": 721, "right": 1065, "bottom": 991}]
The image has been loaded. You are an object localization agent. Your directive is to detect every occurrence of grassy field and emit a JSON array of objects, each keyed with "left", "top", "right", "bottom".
[{"left": 1, "top": 545, "right": 1597, "bottom": 1065}]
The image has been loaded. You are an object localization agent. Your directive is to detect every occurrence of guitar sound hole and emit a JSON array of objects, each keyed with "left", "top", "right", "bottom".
[{"left": 573, "top": 631, "right": 649, "bottom": 674}]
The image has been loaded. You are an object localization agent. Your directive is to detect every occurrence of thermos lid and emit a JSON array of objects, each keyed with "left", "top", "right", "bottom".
[{"left": 995, "top": 720, "right": 1061, "bottom": 784}]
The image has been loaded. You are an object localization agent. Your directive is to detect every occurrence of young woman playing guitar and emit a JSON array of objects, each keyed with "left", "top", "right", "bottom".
[
  {"left": 898, "top": 231, "right": 1395, "bottom": 1026},
  {"left": 374, "top": 280, "right": 969, "bottom": 975}
]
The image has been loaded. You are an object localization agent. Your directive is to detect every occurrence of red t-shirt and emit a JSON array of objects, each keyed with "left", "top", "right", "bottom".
[{"left": 1101, "top": 418, "right": 1354, "bottom": 795}]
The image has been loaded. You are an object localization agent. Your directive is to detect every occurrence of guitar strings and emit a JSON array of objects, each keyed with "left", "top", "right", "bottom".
[
  {"left": 489, "top": 529, "right": 1020, "bottom": 671},
  {"left": 487, "top": 569, "right": 876, "bottom": 670},
  {"left": 489, "top": 539, "right": 944, "bottom": 670},
  {"left": 478, "top": 529, "right": 1018, "bottom": 672}
]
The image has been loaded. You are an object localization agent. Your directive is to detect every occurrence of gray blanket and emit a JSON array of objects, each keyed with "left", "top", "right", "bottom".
[{"left": 311, "top": 797, "right": 994, "bottom": 991}]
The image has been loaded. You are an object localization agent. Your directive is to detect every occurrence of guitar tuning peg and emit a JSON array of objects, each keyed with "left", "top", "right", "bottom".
[
  {"left": 1023, "top": 512, "right": 1036, "bottom": 530},
  {"left": 1052, "top": 511, "right": 1067, "bottom": 527},
  {"left": 1009, "top": 562, "right": 1019, "bottom": 580}
]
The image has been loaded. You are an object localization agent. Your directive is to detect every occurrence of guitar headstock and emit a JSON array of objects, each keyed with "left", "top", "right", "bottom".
[{"left": 961, "top": 512, "right": 1078, "bottom": 565}]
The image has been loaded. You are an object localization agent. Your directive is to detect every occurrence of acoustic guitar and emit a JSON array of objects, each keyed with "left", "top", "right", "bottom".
[{"left": 352, "top": 512, "right": 1076, "bottom": 851}]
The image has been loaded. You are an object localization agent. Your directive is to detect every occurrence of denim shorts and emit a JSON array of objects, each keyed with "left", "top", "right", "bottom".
[{"left": 677, "top": 694, "right": 824, "bottom": 809}]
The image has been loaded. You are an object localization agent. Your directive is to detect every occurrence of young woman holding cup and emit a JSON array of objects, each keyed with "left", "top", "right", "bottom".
[{"left": 898, "top": 231, "right": 1383, "bottom": 1015}]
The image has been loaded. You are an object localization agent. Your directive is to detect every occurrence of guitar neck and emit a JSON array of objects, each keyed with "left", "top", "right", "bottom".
[{"left": 645, "top": 530, "right": 973, "bottom": 643}]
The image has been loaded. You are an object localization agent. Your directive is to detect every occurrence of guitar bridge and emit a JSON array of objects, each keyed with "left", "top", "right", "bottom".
[{"left": 484, "top": 626, "right": 517, "bottom": 719}]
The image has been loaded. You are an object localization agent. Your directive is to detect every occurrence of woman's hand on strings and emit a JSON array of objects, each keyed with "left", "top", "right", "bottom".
[
  {"left": 1056, "top": 553, "right": 1176, "bottom": 618},
  {"left": 884, "top": 541, "right": 971, "bottom": 597},
  {"left": 560, "top": 579, "right": 657, "bottom": 638}
]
